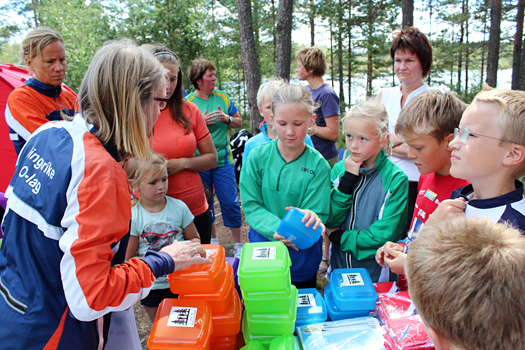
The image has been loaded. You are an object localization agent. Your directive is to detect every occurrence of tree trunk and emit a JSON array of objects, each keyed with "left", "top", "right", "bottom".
[
  {"left": 465, "top": 0, "right": 469, "bottom": 96},
  {"left": 512, "top": 0, "right": 525, "bottom": 90},
  {"left": 310, "top": 0, "right": 315, "bottom": 46},
  {"left": 236, "top": 0, "right": 262, "bottom": 134},
  {"left": 347, "top": 0, "right": 353, "bottom": 106},
  {"left": 486, "top": 0, "right": 502, "bottom": 87},
  {"left": 272, "top": 0, "right": 277, "bottom": 63},
  {"left": 481, "top": 4, "right": 488, "bottom": 86},
  {"left": 337, "top": 0, "right": 345, "bottom": 109},
  {"left": 401, "top": 0, "right": 414, "bottom": 28},
  {"left": 330, "top": 18, "right": 335, "bottom": 86},
  {"left": 457, "top": 0, "right": 464, "bottom": 93},
  {"left": 427, "top": 0, "right": 432, "bottom": 85},
  {"left": 31, "top": 0, "right": 39, "bottom": 27},
  {"left": 275, "top": 0, "right": 294, "bottom": 80},
  {"left": 521, "top": 32, "right": 525, "bottom": 89}
]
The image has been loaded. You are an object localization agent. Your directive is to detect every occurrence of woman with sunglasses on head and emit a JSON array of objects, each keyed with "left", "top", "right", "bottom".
[
  {"left": 0, "top": 40, "right": 211, "bottom": 350},
  {"left": 5, "top": 27, "right": 77, "bottom": 155},
  {"left": 143, "top": 45, "right": 217, "bottom": 244}
]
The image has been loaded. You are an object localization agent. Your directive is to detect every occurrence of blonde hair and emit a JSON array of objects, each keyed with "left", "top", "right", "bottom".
[
  {"left": 126, "top": 153, "right": 168, "bottom": 206},
  {"left": 187, "top": 58, "right": 216, "bottom": 90},
  {"left": 473, "top": 87, "right": 525, "bottom": 177},
  {"left": 257, "top": 79, "right": 287, "bottom": 107},
  {"left": 295, "top": 47, "right": 328, "bottom": 77},
  {"left": 20, "top": 27, "right": 64, "bottom": 61},
  {"left": 342, "top": 100, "right": 391, "bottom": 156},
  {"left": 78, "top": 40, "right": 166, "bottom": 161},
  {"left": 271, "top": 84, "right": 319, "bottom": 118},
  {"left": 395, "top": 90, "right": 467, "bottom": 142},
  {"left": 406, "top": 217, "right": 525, "bottom": 350}
]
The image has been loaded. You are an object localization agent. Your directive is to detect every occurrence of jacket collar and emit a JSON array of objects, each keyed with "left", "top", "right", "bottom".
[
  {"left": 458, "top": 180, "right": 524, "bottom": 208},
  {"left": 25, "top": 77, "right": 62, "bottom": 98},
  {"left": 359, "top": 149, "right": 387, "bottom": 176}
]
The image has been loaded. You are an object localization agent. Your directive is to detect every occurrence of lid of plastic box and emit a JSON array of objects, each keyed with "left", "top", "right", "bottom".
[
  {"left": 148, "top": 299, "right": 213, "bottom": 350},
  {"left": 238, "top": 242, "right": 291, "bottom": 276},
  {"left": 269, "top": 334, "right": 296, "bottom": 350},
  {"left": 179, "top": 264, "right": 234, "bottom": 300},
  {"left": 168, "top": 244, "right": 225, "bottom": 279},
  {"left": 324, "top": 284, "right": 370, "bottom": 320},
  {"left": 246, "top": 287, "right": 298, "bottom": 323},
  {"left": 212, "top": 286, "right": 241, "bottom": 319},
  {"left": 242, "top": 310, "right": 280, "bottom": 345},
  {"left": 276, "top": 208, "right": 322, "bottom": 250},
  {"left": 329, "top": 268, "right": 378, "bottom": 311},
  {"left": 295, "top": 288, "right": 327, "bottom": 324}
]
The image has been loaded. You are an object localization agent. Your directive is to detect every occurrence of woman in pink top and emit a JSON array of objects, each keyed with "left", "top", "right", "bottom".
[{"left": 144, "top": 45, "right": 218, "bottom": 243}]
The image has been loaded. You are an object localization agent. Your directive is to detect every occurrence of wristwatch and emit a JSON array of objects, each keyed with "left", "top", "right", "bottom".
[{"left": 226, "top": 116, "right": 233, "bottom": 124}]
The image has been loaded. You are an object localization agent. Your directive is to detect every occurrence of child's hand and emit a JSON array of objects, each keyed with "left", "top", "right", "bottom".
[
  {"left": 425, "top": 198, "right": 466, "bottom": 227},
  {"left": 285, "top": 206, "right": 326, "bottom": 236},
  {"left": 344, "top": 153, "right": 363, "bottom": 176},
  {"left": 375, "top": 241, "right": 404, "bottom": 268},
  {"left": 273, "top": 232, "right": 299, "bottom": 251},
  {"left": 384, "top": 248, "right": 407, "bottom": 275}
]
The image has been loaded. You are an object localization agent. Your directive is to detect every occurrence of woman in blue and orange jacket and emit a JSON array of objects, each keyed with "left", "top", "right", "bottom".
[{"left": 5, "top": 27, "right": 77, "bottom": 155}]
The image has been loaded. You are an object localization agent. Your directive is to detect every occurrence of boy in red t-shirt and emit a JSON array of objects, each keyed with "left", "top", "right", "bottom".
[{"left": 375, "top": 90, "right": 469, "bottom": 286}]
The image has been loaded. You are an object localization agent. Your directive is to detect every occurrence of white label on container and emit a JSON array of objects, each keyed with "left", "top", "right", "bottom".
[
  {"left": 194, "top": 249, "right": 212, "bottom": 258},
  {"left": 297, "top": 293, "right": 316, "bottom": 307},
  {"left": 367, "top": 318, "right": 379, "bottom": 330},
  {"left": 252, "top": 246, "right": 277, "bottom": 260},
  {"left": 167, "top": 307, "right": 197, "bottom": 327},
  {"left": 341, "top": 273, "right": 365, "bottom": 286}
]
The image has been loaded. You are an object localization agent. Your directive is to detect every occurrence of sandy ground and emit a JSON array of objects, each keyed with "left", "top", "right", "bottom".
[{"left": 133, "top": 199, "right": 328, "bottom": 349}]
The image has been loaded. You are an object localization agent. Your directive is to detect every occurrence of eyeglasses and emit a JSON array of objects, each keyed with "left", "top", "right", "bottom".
[
  {"left": 154, "top": 97, "right": 169, "bottom": 110},
  {"left": 453, "top": 127, "right": 516, "bottom": 144}
]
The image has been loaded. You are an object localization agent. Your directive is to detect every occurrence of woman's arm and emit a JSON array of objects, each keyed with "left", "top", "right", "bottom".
[
  {"left": 182, "top": 222, "right": 201, "bottom": 243},
  {"left": 166, "top": 137, "right": 218, "bottom": 176},
  {"left": 223, "top": 110, "right": 242, "bottom": 129},
  {"left": 313, "top": 115, "right": 340, "bottom": 142}
]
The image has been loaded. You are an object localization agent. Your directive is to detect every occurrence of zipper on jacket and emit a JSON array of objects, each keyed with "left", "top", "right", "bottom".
[
  {"left": 344, "top": 174, "right": 366, "bottom": 267},
  {"left": 0, "top": 278, "right": 27, "bottom": 314}
]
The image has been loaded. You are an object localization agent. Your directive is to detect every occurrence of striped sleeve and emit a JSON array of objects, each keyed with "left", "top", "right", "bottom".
[
  {"left": 59, "top": 132, "right": 155, "bottom": 322},
  {"left": 6, "top": 90, "right": 50, "bottom": 140}
]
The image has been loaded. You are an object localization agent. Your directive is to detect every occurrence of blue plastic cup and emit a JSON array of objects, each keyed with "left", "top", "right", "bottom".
[{"left": 276, "top": 208, "right": 321, "bottom": 250}]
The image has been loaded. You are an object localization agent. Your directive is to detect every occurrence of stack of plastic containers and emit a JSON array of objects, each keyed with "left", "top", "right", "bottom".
[
  {"left": 324, "top": 268, "right": 378, "bottom": 321},
  {"left": 295, "top": 288, "right": 327, "bottom": 328},
  {"left": 167, "top": 244, "right": 241, "bottom": 349},
  {"left": 239, "top": 242, "right": 298, "bottom": 349},
  {"left": 148, "top": 299, "right": 213, "bottom": 350}
]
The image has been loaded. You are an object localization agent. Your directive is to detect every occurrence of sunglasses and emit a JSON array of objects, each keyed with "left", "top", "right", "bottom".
[
  {"left": 154, "top": 97, "right": 170, "bottom": 110},
  {"left": 453, "top": 127, "right": 516, "bottom": 144}
]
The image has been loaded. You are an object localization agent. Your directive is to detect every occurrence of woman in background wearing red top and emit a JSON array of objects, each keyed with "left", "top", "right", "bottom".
[{"left": 144, "top": 45, "right": 217, "bottom": 244}]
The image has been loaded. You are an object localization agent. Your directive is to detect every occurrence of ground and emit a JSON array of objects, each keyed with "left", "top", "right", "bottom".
[{"left": 133, "top": 198, "right": 328, "bottom": 349}]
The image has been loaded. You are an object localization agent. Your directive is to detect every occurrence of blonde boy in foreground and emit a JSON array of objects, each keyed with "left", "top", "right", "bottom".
[
  {"left": 405, "top": 217, "right": 525, "bottom": 350},
  {"left": 425, "top": 88, "right": 525, "bottom": 230}
]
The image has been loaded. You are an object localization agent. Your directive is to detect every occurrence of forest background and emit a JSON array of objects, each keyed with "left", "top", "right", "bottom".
[{"left": 1, "top": 0, "right": 524, "bottom": 138}]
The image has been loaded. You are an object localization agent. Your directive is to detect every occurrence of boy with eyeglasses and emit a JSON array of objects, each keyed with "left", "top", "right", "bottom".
[
  {"left": 424, "top": 88, "right": 525, "bottom": 231},
  {"left": 375, "top": 90, "right": 469, "bottom": 282}
]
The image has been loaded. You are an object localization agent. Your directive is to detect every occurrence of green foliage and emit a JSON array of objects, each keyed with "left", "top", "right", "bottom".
[
  {"left": 0, "top": 0, "right": 518, "bottom": 115},
  {"left": 0, "top": 42, "right": 20, "bottom": 64},
  {"left": 35, "top": 0, "right": 116, "bottom": 91}
]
